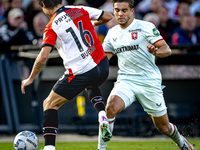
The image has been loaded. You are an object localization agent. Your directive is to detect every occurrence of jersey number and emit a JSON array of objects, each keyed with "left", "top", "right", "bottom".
[{"left": 66, "top": 21, "right": 94, "bottom": 52}]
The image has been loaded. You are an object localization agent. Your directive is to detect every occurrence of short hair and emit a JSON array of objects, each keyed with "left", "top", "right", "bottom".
[
  {"left": 37, "top": 0, "right": 62, "bottom": 9},
  {"left": 112, "top": 0, "right": 134, "bottom": 9}
]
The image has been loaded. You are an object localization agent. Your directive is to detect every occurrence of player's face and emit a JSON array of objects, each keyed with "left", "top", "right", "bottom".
[{"left": 113, "top": 2, "right": 134, "bottom": 29}]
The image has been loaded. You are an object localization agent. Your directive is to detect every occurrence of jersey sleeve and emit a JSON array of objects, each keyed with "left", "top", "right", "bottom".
[
  {"left": 78, "top": 6, "right": 104, "bottom": 20},
  {"left": 41, "top": 21, "right": 57, "bottom": 49},
  {"left": 103, "top": 30, "right": 115, "bottom": 54},
  {"left": 142, "top": 22, "right": 163, "bottom": 45}
]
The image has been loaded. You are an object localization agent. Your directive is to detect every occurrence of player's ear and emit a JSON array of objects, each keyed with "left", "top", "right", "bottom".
[
  {"left": 131, "top": 8, "right": 134, "bottom": 14},
  {"left": 42, "top": 2, "right": 46, "bottom": 8}
]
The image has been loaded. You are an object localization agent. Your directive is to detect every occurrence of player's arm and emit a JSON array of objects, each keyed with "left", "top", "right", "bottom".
[
  {"left": 21, "top": 46, "right": 52, "bottom": 94},
  {"left": 106, "top": 52, "right": 114, "bottom": 60},
  {"left": 92, "top": 11, "right": 113, "bottom": 27},
  {"left": 147, "top": 40, "right": 171, "bottom": 58}
]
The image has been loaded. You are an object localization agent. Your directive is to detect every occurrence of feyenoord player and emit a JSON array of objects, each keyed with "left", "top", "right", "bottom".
[
  {"left": 21, "top": 0, "right": 113, "bottom": 150},
  {"left": 97, "top": 0, "right": 197, "bottom": 150}
]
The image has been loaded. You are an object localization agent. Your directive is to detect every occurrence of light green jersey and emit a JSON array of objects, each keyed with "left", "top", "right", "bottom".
[{"left": 103, "top": 19, "right": 164, "bottom": 84}]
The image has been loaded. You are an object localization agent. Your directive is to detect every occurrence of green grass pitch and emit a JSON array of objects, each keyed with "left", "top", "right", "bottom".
[{"left": 1, "top": 139, "right": 200, "bottom": 150}]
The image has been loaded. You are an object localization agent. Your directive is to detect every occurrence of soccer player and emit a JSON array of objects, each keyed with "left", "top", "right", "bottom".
[
  {"left": 98, "top": 0, "right": 197, "bottom": 150},
  {"left": 21, "top": 0, "right": 113, "bottom": 150}
]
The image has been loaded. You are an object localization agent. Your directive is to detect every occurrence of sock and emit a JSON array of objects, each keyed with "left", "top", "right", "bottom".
[
  {"left": 87, "top": 87, "right": 105, "bottom": 113},
  {"left": 168, "top": 123, "right": 184, "bottom": 147},
  {"left": 44, "top": 145, "right": 55, "bottom": 150},
  {"left": 108, "top": 118, "right": 115, "bottom": 133},
  {"left": 98, "top": 118, "right": 115, "bottom": 150},
  {"left": 43, "top": 109, "right": 58, "bottom": 147}
]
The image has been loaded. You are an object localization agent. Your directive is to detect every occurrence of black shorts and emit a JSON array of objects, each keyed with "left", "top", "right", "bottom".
[{"left": 53, "top": 57, "right": 109, "bottom": 100}]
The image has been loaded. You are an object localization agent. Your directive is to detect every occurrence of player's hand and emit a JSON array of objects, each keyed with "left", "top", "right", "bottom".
[
  {"left": 147, "top": 44, "right": 158, "bottom": 56},
  {"left": 21, "top": 78, "right": 33, "bottom": 94}
]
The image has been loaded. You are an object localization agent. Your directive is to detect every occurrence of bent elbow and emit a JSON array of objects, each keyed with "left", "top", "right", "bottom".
[{"left": 167, "top": 48, "right": 172, "bottom": 56}]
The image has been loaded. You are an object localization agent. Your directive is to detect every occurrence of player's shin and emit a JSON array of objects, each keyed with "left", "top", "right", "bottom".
[
  {"left": 43, "top": 109, "right": 58, "bottom": 150},
  {"left": 87, "top": 87, "right": 105, "bottom": 113}
]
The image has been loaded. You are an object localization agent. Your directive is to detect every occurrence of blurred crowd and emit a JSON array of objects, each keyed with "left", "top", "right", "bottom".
[
  {"left": 0, "top": 0, "right": 199, "bottom": 53},
  {"left": 95, "top": 0, "right": 200, "bottom": 45}
]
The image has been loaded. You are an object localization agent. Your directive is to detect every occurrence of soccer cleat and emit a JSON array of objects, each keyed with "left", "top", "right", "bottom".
[
  {"left": 180, "top": 135, "right": 196, "bottom": 150},
  {"left": 99, "top": 116, "right": 112, "bottom": 142}
]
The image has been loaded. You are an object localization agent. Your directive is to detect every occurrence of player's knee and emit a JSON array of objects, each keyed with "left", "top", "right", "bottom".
[{"left": 105, "top": 104, "right": 118, "bottom": 118}]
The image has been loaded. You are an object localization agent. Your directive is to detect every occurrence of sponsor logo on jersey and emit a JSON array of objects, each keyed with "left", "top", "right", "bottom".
[
  {"left": 54, "top": 13, "right": 71, "bottom": 25},
  {"left": 131, "top": 32, "right": 138, "bottom": 40},
  {"left": 129, "top": 29, "right": 141, "bottom": 32},
  {"left": 54, "top": 9, "right": 83, "bottom": 25},
  {"left": 153, "top": 28, "right": 160, "bottom": 36},
  {"left": 115, "top": 45, "right": 139, "bottom": 53}
]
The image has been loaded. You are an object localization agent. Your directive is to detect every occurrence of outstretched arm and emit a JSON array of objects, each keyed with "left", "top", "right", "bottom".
[
  {"left": 92, "top": 11, "right": 113, "bottom": 27},
  {"left": 21, "top": 46, "right": 52, "bottom": 94},
  {"left": 147, "top": 40, "right": 171, "bottom": 58}
]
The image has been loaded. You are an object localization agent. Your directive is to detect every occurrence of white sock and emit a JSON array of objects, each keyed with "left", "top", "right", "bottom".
[
  {"left": 97, "top": 118, "right": 115, "bottom": 150},
  {"left": 98, "top": 111, "right": 107, "bottom": 122},
  {"left": 44, "top": 145, "right": 55, "bottom": 150},
  {"left": 107, "top": 118, "right": 115, "bottom": 132},
  {"left": 168, "top": 123, "right": 184, "bottom": 147}
]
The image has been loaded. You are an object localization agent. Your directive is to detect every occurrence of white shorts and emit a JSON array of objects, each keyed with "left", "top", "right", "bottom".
[{"left": 109, "top": 78, "right": 167, "bottom": 117}]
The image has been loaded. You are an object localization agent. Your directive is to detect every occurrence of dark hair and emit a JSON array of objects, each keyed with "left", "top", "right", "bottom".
[
  {"left": 195, "top": 12, "right": 200, "bottom": 17},
  {"left": 37, "top": 0, "right": 62, "bottom": 9},
  {"left": 112, "top": 0, "right": 134, "bottom": 9}
]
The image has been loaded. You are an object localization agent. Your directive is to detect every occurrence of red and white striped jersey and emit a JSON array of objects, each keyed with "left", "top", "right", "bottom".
[{"left": 42, "top": 5, "right": 106, "bottom": 75}]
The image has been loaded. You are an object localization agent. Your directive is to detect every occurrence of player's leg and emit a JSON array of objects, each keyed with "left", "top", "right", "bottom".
[
  {"left": 106, "top": 94, "right": 125, "bottom": 135},
  {"left": 151, "top": 113, "right": 196, "bottom": 150},
  {"left": 87, "top": 86, "right": 112, "bottom": 150},
  {"left": 87, "top": 86, "right": 111, "bottom": 133},
  {"left": 85, "top": 56, "right": 113, "bottom": 149},
  {"left": 97, "top": 95, "right": 125, "bottom": 150},
  {"left": 135, "top": 82, "right": 196, "bottom": 150},
  {"left": 43, "top": 90, "right": 69, "bottom": 150},
  {"left": 87, "top": 86, "right": 107, "bottom": 122},
  {"left": 87, "top": 57, "right": 109, "bottom": 118},
  {"left": 98, "top": 79, "right": 135, "bottom": 150},
  {"left": 43, "top": 72, "right": 88, "bottom": 150},
  {"left": 87, "top": 86, "right": 112, "bottom": 146}
]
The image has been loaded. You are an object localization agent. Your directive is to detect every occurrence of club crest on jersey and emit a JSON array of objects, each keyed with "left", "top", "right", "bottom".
[
  {"left": 153, "top": 28, "right": 160, "bottom": 36},
  {"left": 131, "top": 32, "right": 138, "bottom": 40}
]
